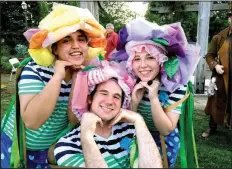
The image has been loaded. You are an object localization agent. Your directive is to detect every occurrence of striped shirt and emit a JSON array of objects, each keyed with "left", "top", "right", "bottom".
[
  {"left": 54, "top": 122, "right": 136, "bottom": 168},
  {"left": 137, "top": 84, "right": 187, "bottom": 131},
  {"left": 17, "top": 61, "right": 71, "bottom": 150}
]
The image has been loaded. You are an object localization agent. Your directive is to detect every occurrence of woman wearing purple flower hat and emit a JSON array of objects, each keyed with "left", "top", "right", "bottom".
[{"left": 111, "top": 19, "right": 201, "bottom": 168}]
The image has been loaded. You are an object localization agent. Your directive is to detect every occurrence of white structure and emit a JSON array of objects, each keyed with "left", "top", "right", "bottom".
[
  {"left": 195, "top": 2, "right": 211, "bottom": 94},
  {"left": 9, "top": 58, "right": 20, "bottom": 81}
]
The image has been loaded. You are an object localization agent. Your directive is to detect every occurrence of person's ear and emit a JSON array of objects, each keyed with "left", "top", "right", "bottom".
[
  {"left": 51, "top": 43, "right": 58, "bottom": 56},
  {"left": 87, "top": 95, "right": 92, "bottom": 104},
  {"left": 53, "top": 47, "right": 58, "bottom": 56}
]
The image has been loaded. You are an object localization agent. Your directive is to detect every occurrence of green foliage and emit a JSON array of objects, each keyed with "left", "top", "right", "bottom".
[
  {"left": 65, "top": 1, "right": 80, "bottom": 7},
  {"left": 1, "top": 45, "right": 12, "bottom": 56},
  {"left": 145, "top": 2, "right": 198, "bottom": 42},
  {"left": 1, "top": 1, "right": 80, "bottom": 55},
  {"left": 145, "top": 2, "right": 230, "bottom": 42},
  {"left": 0, "top": 56, "right": 13, "bottom": 72},
  {"left": 14, "top": 44, "right": 30, "bottom": 58},
  {"left": 209, "top": 10, "right": 230, "bottom": 40},
  {"left": 38, "top": 1, "right": 50, "bottom": 20},
  {"left": 99, "top": 2, "right": 135, "bottom": 32}
]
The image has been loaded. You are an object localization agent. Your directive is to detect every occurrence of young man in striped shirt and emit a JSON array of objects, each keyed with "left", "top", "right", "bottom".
[{"left": 54, "top": 69, "right": 162, "bottom": 168}]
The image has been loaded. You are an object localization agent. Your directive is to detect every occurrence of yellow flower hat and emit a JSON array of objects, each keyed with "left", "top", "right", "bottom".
[{"left": 23, "top": 3, "right": 106, "bottom": 66}]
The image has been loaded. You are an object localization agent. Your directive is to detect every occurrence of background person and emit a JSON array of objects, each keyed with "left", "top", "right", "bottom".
[
  {"left": 202, "top": 9, "right": 232, "bottom": 138},
  {"left": 105, "top": 23, "right": 118, "bottom": 60}
]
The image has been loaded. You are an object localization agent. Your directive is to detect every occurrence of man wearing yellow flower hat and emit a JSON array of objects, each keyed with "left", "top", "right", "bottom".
[{"left": 1, "top": 3, "right": 106, "bottom": 168}]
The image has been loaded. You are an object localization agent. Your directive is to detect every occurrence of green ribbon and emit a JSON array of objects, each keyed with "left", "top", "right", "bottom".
[{"left": 179, "top": 81, "right": 199, "bottom": 168}]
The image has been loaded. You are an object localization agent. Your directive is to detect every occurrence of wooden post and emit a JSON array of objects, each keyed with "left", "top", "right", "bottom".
[
  {"left": 195, "top": 2, "right": 211, "bottom": 94},
  {"left": 80, "top": 1, "right": 99, "bottom": 21}
]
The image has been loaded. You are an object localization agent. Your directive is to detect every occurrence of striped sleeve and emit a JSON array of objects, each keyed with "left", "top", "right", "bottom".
[
  {"left": 54, "top": 127, "right": 85, "bottom": 167},
  {"left": 163, "top": 85, "right": 187, "bottom": 114},
  {"left": 18, "top": 63, "right": 45, "bottom": 95}
]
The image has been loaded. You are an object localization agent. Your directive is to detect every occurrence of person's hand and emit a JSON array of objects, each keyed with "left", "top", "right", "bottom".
[
  {"left": 207, "top": 77, "right": 217, "bottom": 96},
  {"left": 108, "top": 108, "right": 143, "bottom": 127},
  {"left": 132, "top": 82, "right": 145, "bottom": 105},
  {"left": 215, "top": 64, "right": 224, "bottom": 74},
  {"left": 81, "top": 113, "right": 103, "bottom": 137},
  {"left": 140, "top": 79, "right": 160, "bottom": 100},
  {"left": 53, "top": 60, "right": 74, "bottom": 81}
]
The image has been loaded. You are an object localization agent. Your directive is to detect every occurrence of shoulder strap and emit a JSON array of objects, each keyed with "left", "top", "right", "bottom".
[
  {"left": 15, "top": 57, "right": 32, "bottom": 168},
  {"left": 160, "top": 82, "right": 199, "bottom": 168},
  {"left": 163, "top": 92, "right": 190, "bottom": 113},
  {"left": 1, "top": 94, "right": 16, "bottom": 132}
]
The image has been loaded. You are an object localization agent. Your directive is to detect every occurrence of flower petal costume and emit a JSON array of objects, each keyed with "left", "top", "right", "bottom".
[
  {"left": 110, "top": 18, "right": 200, "bottom": 168},
  {"left": 111, "top": 18, "right": 201, "bottom": 92},
  {"left": 23, "top": 3, "right": 106, "bottom": 66}
]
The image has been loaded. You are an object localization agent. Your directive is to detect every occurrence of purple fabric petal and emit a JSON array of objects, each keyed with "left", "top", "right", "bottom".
[
  {"left": 163, "top": 23, "right": 188, "bottom": 57},
  {"left": 110, "top": 49, "right": 129, "bottom": 62},
  {"left": 126, "top": 19, "right": 166, "bottom": 41},
  {"left": 161, "top": 44, "right": 201, "bottom": 92},
  {"left": 117, "top": 27, "right": 128, "bottom": 50},
  {"left": 161, "top": 68, "right": 182, "bottom": 92},
  {"left": 23, "top": 29, "right": 41, "bottom": 42},
  {"left": 166, "top": 44, "right": 186, "bottom": 57},
  {"left": 178, "top": 44, "right": 201, "bottom": 84}
]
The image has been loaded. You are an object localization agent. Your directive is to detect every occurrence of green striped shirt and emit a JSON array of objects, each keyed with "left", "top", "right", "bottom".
[
  {"left": 137, "top": 85, "right": 187, "bottom": 131},
  {"left": 11, "top": 61, "right": 71, "bottom": 150}
]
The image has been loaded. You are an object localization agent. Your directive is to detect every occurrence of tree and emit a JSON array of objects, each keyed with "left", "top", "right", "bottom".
[
  {"left": 208, "top": 10, "right": 229, "bottom": 40},
  {"left": 0, "top": 1, "right": 80, "bottom": 55},
  {"left": 145, "top": 2, "right": 198, "bottom": 42},
  {"left": 145, "top": 2, "right": 229, "bottom": 42},
  {"left": 1, "top": 1, "right": 29, "bottom": 54},
  {"left": 99, "top": 2, "right": 135, "bottom": 32}
]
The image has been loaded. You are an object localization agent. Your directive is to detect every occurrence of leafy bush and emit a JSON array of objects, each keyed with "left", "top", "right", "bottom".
[
  {"left": 15, "top": 44, "right": 30, "bottom": 58},
  {"left": 1, "top": 45, "right": 12, "bottom": 56},
  {"left": 0, "top": 56, "right": 13, "bottom": 72}
]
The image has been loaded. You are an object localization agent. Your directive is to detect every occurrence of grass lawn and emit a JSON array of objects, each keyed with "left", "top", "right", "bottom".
[
  {"left": 175, "top": 109, "right": 232, "bottom": 168},
  {"left": 1, "top": 73, "right": 231, "bottom": 168}
]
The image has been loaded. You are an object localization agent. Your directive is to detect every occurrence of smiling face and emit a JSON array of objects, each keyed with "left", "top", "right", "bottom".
[
  {"left": 89, "top": 79, "right": 122, "bottom": 122},
  {"left": 54, "top": 31, "right": 88, "bottom": 66},
  {"left": 132, "top": 47, "right": 160, "bottom": 82}
]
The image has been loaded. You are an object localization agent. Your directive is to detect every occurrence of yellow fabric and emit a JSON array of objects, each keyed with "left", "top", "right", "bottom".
[
  {"left": 28, "top": 48, "right": 55, "bottom": 67},
  {"left": 86, "top": 47, "right": 105, "bottom": 61},
  {"left": 42, "top": 24, "right": 81, "bottom": 48},
  {"left": 24, "top": 3, "right": 106, "bottom": 66}
]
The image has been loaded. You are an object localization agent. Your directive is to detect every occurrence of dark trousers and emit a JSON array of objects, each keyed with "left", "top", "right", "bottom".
[{"left": 209, "top": 115, "right": 217, "bottom": 130}]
